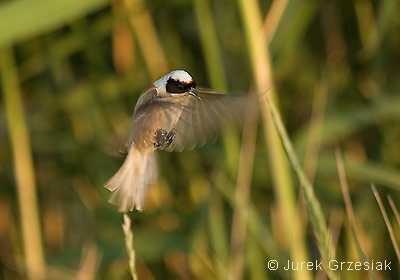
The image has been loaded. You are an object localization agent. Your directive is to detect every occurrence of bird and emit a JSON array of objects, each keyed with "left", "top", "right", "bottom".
[{"left": 105, "top": 70, "right": 250, "bottom": 212}]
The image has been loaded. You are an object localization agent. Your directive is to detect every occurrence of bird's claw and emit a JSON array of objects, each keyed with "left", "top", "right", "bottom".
[{"left": 154, "top": 129, "right": 176, "bottom": 148}]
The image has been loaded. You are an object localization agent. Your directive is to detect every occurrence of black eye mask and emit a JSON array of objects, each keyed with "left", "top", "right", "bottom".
[{"left": 166, "top": 78, "right": 196, "bottom": 93}]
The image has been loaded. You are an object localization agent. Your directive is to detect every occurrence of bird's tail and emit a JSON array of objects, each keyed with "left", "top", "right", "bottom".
[{"left": 105, "top": 146, "right": 157, "bottom": 212}]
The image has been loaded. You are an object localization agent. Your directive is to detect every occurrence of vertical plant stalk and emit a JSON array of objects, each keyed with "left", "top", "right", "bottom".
[
  {"left": 76, "top": 243, "right": 102, "bottom": 280},
  {"left": 0, "top": 47, "right": 45, "bottom": 279},
  {"left": 123, "top": 0, "right": 168, "bottom": 80},
  {"left": 123, "top": 214, "right": 138, "bottom": 280},
  {"left": 193, "top": 0, "right": 241, "bottom": 173},
  {"left": 193, "top": 0, "right": 227, "bottom": 91},
  {"left": 193, "top": 1, "right": 230, "bottom": 278},
  {"left": 371, "top": 184, "right": 400, "bottom": 264},
  {"left": 112, "top": 0, "right": 135, "bottom": 74},
  {"left": 262, "top": 0, "right": 288, "bottom": 43},
  {"left": 336, "top": 149, "right": 376, "bottom": 280},
  {"left": 264, "top": 95, "right": 338, "bottom": 280},
  {"left": 354, "top": 0, "right": 379, "bottom": 57},
  {"left": 237, "top": 0, "right": 310, "bottom": 279},
  {"left": 207, "top": 197, "right": 229, "bottom": 279},
  {"left": 228, "top": 108, "right": 258, "bottom": 280}
]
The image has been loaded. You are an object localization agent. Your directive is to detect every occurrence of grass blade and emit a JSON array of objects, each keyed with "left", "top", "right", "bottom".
[
  {"left": 371, "top": 184, "right": 400, "bottom": 264},
  {"left": 387, "top": 195, "right": 400, "bottom": 229},
  {"left": 264, "top": 94, "right": 338, "bottom": 280},
  {"left": 336, "top": 149, "right": 376, "bottom": 280}
]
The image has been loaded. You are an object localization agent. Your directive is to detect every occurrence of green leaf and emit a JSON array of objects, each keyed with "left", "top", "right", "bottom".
[{"left": 0, "top": 0, "right": 110, "bottom": 47}]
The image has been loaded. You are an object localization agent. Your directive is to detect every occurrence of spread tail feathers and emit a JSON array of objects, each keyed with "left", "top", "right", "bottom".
[{"left": 105, "top": 147, "right": 157, "bottom": 212}]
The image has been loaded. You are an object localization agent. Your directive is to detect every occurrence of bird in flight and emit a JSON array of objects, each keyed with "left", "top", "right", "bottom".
[{"left": 105, "top": 70, "right": 250, "bottom": 212}]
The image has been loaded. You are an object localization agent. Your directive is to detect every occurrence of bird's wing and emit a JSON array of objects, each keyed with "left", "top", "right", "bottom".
[{"left": 164, "top": 88, "right": 251, "bottom": 152}]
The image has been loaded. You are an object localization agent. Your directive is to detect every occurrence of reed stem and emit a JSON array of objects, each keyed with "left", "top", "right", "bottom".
[
  {"left": 0, "top": 46, "right": 45, "bottom": 279},
  {"left": 122, "top": 214, "right": 138, "bottom": 280}
]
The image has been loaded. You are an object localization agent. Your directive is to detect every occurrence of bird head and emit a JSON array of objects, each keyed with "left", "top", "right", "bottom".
[{"left": 153, "top": 70, "right": 200, "bottom": 99}]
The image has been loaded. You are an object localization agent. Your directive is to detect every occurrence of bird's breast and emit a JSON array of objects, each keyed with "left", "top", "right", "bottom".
[{"left": 129, "top": 98, "right": 186, "bottom": 149}]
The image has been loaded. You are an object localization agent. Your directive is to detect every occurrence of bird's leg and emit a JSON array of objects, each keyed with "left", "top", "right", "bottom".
[
  {"left": 164, "top": 129, "right": 176, "bottom": 147},
  {"left": 154, "top": 129, "right": 176, "bottom": 148}
]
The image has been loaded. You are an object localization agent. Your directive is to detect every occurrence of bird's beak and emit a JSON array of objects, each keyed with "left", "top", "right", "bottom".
[{"left": 189, "top": 90, "right": 201, "bottom": 100}]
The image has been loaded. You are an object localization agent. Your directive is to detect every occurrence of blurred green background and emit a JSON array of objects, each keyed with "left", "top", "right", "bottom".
[{"left": 1, "top": 0, "right": 400, "bottom": 279}]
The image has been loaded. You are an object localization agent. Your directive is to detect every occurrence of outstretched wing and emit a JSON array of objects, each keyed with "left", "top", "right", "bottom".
[{"left": 164, "top": 88, "right": 251, "bottom": 152}]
